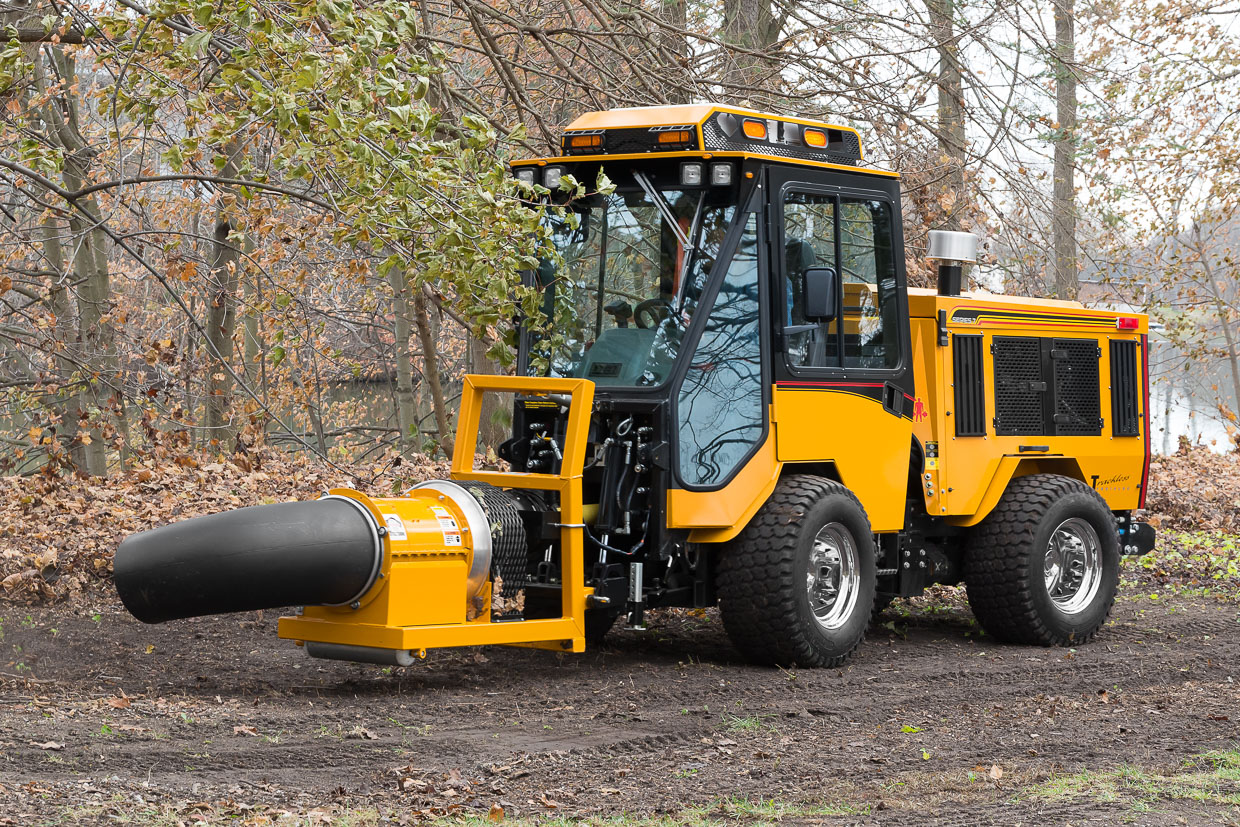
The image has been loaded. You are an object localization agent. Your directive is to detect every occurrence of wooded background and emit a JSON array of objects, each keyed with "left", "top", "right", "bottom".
[{"left": 0, "top": 0, "right": 1236, "bottom": 479}]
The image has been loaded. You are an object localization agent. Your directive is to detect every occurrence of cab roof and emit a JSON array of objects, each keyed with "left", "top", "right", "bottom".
[{"left": 511, "top": 103, "right": 897, "bottom": 179}]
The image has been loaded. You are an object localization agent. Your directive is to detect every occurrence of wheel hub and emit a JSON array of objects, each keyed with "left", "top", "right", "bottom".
[
  {"left": 806, "top": 522, "right": 860, "bottom": 631},
  {"left": 1043, "top": 517, "right": 1103, "bottom": 615}
]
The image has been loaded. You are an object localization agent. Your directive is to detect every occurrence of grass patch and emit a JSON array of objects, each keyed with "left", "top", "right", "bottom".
[
  {"left": 721, "top": 713, "right": 776, "bottom": 733},
  {"left": 1024, "top": 749, "right": 1240, "bottom": 810}
]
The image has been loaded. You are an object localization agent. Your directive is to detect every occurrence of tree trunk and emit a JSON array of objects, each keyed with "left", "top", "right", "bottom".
[
  {"left": 388, "top": 264, "right": 420, "bottom": 456},
  {"left": 204, "top": 143, "right": 243, "bottom": 444},
  {"left": 1052, "top": 0, "right": 1078, "bottom": 299},
  {"left": 1191, "top": 225, "right": 1240, "bottom": 417},
  {"left": 1161, "top": 367, "right": 1174, "bottom": 456},
  {"left": 469, "top": 336, "right": 507, "bottom": 451},
  {"left": 38, "top": 47, "right": 115, "bottom": 477},
  {"left": 722, "top": 0, "right": 781, "bottom": 97},
  {"left": 928, "top": 0, "right": 966, "bottom": 231},
  {"left": 38, "top": 216, "right": 88, "bottom": 470},
  {"left": 656, "top": 0, "right": 690, "bottom": 104},
  {"left": 413, "top": 288, "right": 453, "bottom": 456}
]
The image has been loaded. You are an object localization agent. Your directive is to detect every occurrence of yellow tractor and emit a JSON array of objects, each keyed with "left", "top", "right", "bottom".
[{"left": 116, "top": 104, "right": 1155, "bottom": 668}]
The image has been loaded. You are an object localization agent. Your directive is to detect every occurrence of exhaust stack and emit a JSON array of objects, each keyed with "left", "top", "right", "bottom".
[{"left": 927, "top": 230, "right": 979, "bottom": 297}]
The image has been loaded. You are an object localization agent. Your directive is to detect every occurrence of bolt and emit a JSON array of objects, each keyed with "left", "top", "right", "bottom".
[
  {"left": 903, "top": 550, "right": 911, "bottom": 558},
  {"left": 902, "top": 562, "right": 910, "bottom": 569},
  {"left": 377, "top": 526, "right": 387, "bottom": 537},
  {"left": 924, "top": 473, "right": 932, "bottom": 480},
  {"left": 350, "top": 601, "right": 360, "bottom": 610},
  {"left": 919, "top": 561, "right": 926, "bottom": 569}
]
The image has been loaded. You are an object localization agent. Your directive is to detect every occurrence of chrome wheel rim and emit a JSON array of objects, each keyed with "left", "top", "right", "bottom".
[
  {"left": 806, "top": 522, "right": 860, "bottom": 631},
  {"left": 1044, "top": 517, "right": 1103, "bottom": 615}
]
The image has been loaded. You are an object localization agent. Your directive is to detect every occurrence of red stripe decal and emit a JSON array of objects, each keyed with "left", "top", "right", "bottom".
[{"left": 1140, "top": 334, "right": 1150, "bottom": 509}]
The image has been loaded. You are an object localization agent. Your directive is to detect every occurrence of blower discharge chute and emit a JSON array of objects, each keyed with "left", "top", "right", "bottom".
[{"left": 116, "top": 104, "right": 1156, "bottom": 669}]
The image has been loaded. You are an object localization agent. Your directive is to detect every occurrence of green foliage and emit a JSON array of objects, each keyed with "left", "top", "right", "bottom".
[
  {"left": 1130, "top": 530, "right": 1240, "bottom": 594},
  {"left": 101, "top": 0, "right": 559, "bottom": 364}
]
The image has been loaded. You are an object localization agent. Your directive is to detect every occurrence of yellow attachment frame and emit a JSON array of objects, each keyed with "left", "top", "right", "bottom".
[{"left": 277, "top": 375, "right": 596, "bottom": 657}]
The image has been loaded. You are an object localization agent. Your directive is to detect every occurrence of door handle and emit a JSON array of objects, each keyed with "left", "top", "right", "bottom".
[{"left": 882, "top": 382, "right": 903, "bottom": 416}]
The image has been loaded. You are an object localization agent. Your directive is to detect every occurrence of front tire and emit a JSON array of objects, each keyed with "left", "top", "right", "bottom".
[
  {"left": 965, "top": 474, "right": 1120, "bottom": 646},
  {"left": 717, "top": 476, "right": 876, "bottom": 667}
]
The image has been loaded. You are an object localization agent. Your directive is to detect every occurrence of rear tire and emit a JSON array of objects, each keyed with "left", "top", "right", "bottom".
[
  {"left": 965, "top": 474, "right": 1119, "bottom": 646},
  {"left": 717, "top": 475, "right": 876, "bottom": 667}
]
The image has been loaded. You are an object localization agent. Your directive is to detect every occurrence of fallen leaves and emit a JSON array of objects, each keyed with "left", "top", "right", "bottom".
[
  {"left": 1147, "top": 447, "right": 1240, "bottom": 533},
  {"left": 233, "top": 725, "right": 259, "bottom": 737},
  {"left": 28, "top": 740, "right": 63, "bottom": 751},
  {"left": 0, "top": 449, "right": 452, "bottom": 605}
]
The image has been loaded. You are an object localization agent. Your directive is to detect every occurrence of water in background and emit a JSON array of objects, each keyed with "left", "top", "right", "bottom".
[{"left": 1149, "top": 379, "right": 1234, "bottom": 454}]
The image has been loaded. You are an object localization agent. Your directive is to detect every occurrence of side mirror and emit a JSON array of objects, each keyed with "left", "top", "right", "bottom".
[{"left": 802, "top": 267, "right": 838, "bottom": 322}]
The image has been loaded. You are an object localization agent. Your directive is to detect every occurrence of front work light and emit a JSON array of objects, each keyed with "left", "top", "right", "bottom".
[
  {"left": 514, "top": 167, "right": 536, "bottom": 186},
  {"left": 710, "top": 163, "right": 733, "bottom": 186},
  {"left": 680, "top": 162, "right": 703, "bottom": 186},
  {"left": 543, "top": 166, "right": 564, "bottom": 190}
]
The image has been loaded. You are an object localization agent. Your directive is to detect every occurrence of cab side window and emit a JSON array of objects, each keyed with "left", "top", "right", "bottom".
[
  {"left": 781, "top": 191, "right": 899, "bottom": 371},
  {"left": 840, "top": 199, "right": 899, "bottom": 369},
  {"left": 782, "top": 193, "right": 837, "bottom": 368}
]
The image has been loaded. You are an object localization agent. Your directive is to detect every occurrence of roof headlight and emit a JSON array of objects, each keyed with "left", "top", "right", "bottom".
[
  {"left": 543, "top": 166, "right": 564, "bottom": 190},
  {"left": 514, "top": 167, "right": 537, "bottom": 187},
  {"left": 710, "top": 163, "right": 733, "bottom": 186},
  {"left": 680, "top": 162, "right": 703, "bottom": 186}
]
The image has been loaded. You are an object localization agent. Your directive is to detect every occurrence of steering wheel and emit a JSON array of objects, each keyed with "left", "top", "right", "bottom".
[{"left": 633, "top": 298, "right": 673, "bottom": 329}]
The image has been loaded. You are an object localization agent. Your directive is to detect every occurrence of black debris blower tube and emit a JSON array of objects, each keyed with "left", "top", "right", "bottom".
[{"left": 114, "top": 497, "right": 382, "bottom": 624}]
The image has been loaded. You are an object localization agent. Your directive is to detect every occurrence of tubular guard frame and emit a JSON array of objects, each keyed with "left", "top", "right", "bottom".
[{"left": 278, "top": 375, "right": 595, "bottom": 655}]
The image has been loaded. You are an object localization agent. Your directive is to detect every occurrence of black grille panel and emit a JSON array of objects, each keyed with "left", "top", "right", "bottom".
[
  {"left": 1051, "top": 338, "right": 1102, "bottom": 435},
  {"left": 1110, "top": 340, "right": 1141, "bottom": 436},
  {"left": 992, "top": 336, "right": 1045, "bottom": 435},
  {"left": 952, "top": 334, "right": 986, "bottom": 436},
  {"left": 596, "top": 126, "right": 699, "bottom": 154}
]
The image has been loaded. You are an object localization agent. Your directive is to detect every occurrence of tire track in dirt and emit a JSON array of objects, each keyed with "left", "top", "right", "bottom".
[{"left": 0, "top": 593, "right": 1236, "bottom": 824}]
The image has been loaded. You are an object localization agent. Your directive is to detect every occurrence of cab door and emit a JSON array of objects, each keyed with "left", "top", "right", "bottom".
[{"left": 768, "top": 167, "right": 915, "bottom": 531}]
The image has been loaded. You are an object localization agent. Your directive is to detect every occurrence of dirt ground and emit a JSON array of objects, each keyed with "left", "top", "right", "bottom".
[{"left": 0, "top": 576, "right": 1237, "bottom": 826}]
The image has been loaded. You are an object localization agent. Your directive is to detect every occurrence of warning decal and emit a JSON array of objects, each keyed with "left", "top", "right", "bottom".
[
  {"left": 430, "top": 506, "right": 463, "bottom": 547},
  {"left": 382, "top": 514, "right": 407, "bottom": 541}
]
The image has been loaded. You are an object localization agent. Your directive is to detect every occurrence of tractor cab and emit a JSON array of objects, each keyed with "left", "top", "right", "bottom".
[{"left": 505, "top": 105, "right": 915, "bottom": 625}]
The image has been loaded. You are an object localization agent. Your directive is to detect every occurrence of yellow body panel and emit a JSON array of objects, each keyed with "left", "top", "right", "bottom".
[
  {"left": 772, "top": 387, "right": 912, "bottom": 531},
  {"left": 906, "top": 289, "right": 1148, "bottom": 527},
  {"left": 670, "top": 431, "right": 781, "bottom": 543}
]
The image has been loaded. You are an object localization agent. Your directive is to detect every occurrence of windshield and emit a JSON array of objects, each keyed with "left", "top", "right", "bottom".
[{"left": 530, "top": 186, "right": 738, "bottom": 387}]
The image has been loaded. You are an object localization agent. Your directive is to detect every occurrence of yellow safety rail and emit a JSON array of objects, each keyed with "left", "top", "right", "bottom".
[{"left": 447, "top": 374, "right": 596, "bottom": 651}]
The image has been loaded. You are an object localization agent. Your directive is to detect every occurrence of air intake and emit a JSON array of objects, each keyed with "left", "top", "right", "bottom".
[
  {"left": 1110, "top": 340, "right": 1141, "bottom": 437},
  {"left": 952, "top": 335, "right": 986, "bottom": 436}
]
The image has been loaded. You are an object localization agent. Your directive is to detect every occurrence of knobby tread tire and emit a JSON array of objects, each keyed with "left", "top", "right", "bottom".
[
  {"left": 716, "top": 475, "right": 875, "bottom": 668},
  {"left": 965, "top": 474, "right": 1120, "bottom": 647}
]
